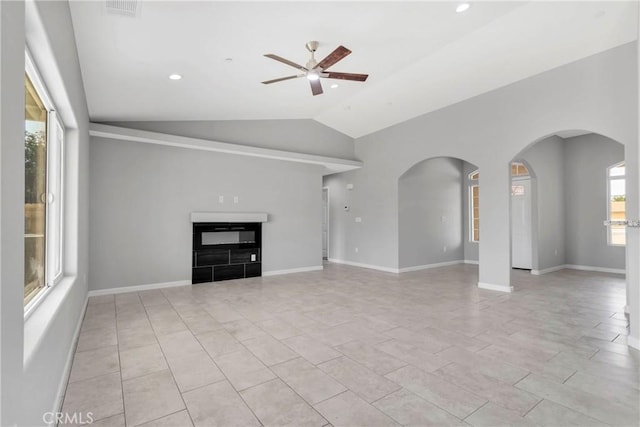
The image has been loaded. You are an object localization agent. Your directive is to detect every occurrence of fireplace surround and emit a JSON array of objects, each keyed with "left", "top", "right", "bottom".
[{"left": 190, "top": 212, "right": 268, "bottom": 284}]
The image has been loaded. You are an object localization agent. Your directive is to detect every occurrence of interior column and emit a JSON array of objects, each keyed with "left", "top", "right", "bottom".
[{"left": 477, "top": 161, "right": 513, "bottom": 292}]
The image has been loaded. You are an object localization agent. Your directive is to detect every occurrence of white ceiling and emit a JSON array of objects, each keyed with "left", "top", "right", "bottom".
[{"left": 69, "top": 1, "right": 638, "bottom": 139}]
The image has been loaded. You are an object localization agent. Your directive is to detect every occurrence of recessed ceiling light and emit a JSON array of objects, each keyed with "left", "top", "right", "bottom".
[
  {"left": 225, "top": 58, "right": 233, "bottom": 62},
  {"left": 169, "top": 74, "right": 182, "bottom": 80},
  {"left": 456, "top": 3, "right": 470, "bottom": 13},
  {"left": 330, "top": 84, "right": 339, "bottom": 89}
]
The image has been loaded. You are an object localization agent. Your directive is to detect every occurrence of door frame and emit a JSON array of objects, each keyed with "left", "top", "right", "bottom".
[{"left": 322, "top": 186, "right": 330, "bottom": 260}]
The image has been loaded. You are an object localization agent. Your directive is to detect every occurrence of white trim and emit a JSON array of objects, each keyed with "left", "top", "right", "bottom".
[
  {"left": 54, "top": 295, "right": 88, "bottom": 415},
  {"left": 327, "top": 258, "right": 399, "bottom": 273},
  {"left": 478, "top": 282, "right": 514, "bottom": 293},
  {"left": 398, "top": 260, "right": 464, "bottom": 273},
  {"left": 190, "top": 212, "right": 268, "bottom": 223},
  {"left": 322, "top": 186, "right": 330, "bottom": 260},
  {"left": 89, "top": 123, "right": 363, "bottom": 175},
  {"left": 531, "top": 265, "right": 566, "bottom": 275},
  {"left": 464, "top": 259, "right": 479, "bottom": 265},
  {"left": 263, "top": 265, "right": 324, "bottom": 276},
  {"left": 628, "top": 335, "right": 640, "bottom": 350},
  {"left": 530, "top": 264, "right": 626, "bottom": 275},
  {"left": 87, "top": 280, "right": 191, "bottom": 297},
  {"left": 564, "top": 264, "right": 626, "bottom": 275}
]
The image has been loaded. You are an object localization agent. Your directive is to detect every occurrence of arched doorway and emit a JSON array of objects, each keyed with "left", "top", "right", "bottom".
[
  {"left": 511, "top": 131, "right": 625, "bottom": 276},
  {"left": 398, "top": 156, "right": 479, "bottom": 272}
]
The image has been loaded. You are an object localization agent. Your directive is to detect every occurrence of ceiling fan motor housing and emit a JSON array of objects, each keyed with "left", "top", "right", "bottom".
[{"left": 305, "top": 41, "right": 319, "bottom": 53}]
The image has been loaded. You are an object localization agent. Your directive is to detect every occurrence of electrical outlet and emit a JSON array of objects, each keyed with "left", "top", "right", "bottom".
[
  {"left": 234, "top": 196, "right": 239, "bottom": 204},
  {"left": 355, "top": 217, "right": 362, "bottom": 223},
  {"left": 218, "top": 195, "right": 224, "bottom": 203},
  {"left": 251, "top": 254, "right": 256, "bottom": 262},
  {"left": 443, "top": 245, "right": 447, "bottom": 253},
  {"left": 355, "top": 247, "right": 359, "bottom": 253}
]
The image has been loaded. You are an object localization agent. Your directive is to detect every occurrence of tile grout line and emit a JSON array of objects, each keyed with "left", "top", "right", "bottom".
[
  {"left": 161, "top": 289, "right": 266, "bottom": 426},
  {"left": 140, "top": 291, "right": 195, "bottom": 427}
]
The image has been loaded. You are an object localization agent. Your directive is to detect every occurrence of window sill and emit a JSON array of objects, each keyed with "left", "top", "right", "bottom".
[{"left": 23, "top": 275, "right": 82, "bottom": 368}]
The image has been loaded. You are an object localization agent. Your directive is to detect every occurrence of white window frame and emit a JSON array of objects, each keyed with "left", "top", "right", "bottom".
[
  {"left": 24, "top": 49, "right": 65, "bottom": 316},
  {"left": 606, "top": 161, "right": 625, "bottom": 247},
  {"left": 469, "top": 170, "right": 479, "bottom": 242}
]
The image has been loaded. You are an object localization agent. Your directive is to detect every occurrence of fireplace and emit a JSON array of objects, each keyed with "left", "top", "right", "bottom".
[{"left": 192, "top": 221, "right": 262, "bottom": 284}]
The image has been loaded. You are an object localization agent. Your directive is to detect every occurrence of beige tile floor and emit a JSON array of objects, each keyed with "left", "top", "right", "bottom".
[{"left": 62, "top": 263, "right": 639, "bottom": 427}]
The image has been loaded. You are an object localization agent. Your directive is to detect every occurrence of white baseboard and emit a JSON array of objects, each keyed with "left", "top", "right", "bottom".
[
  {"left": 464, "top": 260, "right": 479, "bottom": 265},
  {"left": 478, "top": 282, "right": 514, "bottom": 293},
  {"left": 398, "top": 260, "right": 464, "bottom": 273},
  {"left": 88, "top": 280, "right": 191, "bottom": 297},
  {"left": 327, "top": 258, "right": 399, "bottom": 273},
  {"left": 54, "top": 295, "right": 88, "bottom": 416},
  {"left": 628, "top": 335, "right": 639, "bottom": 350},
  {"left": 530, "top": 264, "right": 625, "bottom": 276},
  {"left": 263, "top": 265, "right": 324, "bottom": 276},
  {"left": 531, "top": 265, "right": 565, "bottom": 275},
  {"left": 563, "top": 264, "right": 626, "bottom": 275}
]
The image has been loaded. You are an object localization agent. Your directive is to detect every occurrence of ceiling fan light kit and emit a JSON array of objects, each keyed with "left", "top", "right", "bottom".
[{"left": 262, "top": 41, "right": 369, "bottom": 96}]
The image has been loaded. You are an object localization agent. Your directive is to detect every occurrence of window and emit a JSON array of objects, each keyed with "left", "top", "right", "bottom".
[
  {"left": 607, "top": 162, "right": 625, "bottom": 246},
  {"left": 511, "top": 162, "right": 529, "bottom": 177},
  {"left": 24, "top": 52, "right": 64, "bottom": 309},
  {"left": 469, "top": 170, "right": 479, "bottom": 242}
]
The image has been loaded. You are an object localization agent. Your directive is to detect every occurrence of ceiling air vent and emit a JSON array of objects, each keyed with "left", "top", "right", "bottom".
[{"left": 105, "top": 0, "right": 139, "bottom": 17}]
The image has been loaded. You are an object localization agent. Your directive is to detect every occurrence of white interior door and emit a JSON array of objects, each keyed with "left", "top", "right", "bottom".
[
  {"left": 511, "top": 179, "right": 532, "bottom": 269},
  {"left": 322, "top": 188, "right": 329, "bottom": 259}
]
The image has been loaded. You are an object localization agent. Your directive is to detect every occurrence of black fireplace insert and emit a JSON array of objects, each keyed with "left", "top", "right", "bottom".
[{"left": 192, "top": 222, "right": 261, "bottom": 284}]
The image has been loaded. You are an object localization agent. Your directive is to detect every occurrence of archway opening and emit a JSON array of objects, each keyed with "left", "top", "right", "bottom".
[
  {"left": 511, "top": 131, "right": 625, "bottom": 276},
  {"left": 398, "top": 156, "right": 479, "bottom": 272}
]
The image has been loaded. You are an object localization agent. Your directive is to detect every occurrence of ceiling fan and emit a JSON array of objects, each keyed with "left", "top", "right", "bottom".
[{"left": 261, "top": 41, "right": 369, "bottom": 96}]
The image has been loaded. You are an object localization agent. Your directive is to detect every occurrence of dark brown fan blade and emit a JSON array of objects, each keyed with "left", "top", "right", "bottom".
[
  {"left": 317, "top": 46, "right": 351, "bottom": 70},
  {"left": 262, "top": 75, "right": 303, "bottom": 84},
  {"left": 324, "top": 72, "right": 368, "bottom": 82},
  {"left": 310, "top": 78, "right": 323, "bottom": 96},
  {"left": 264, "top": 54, "right": 307, "bottom": 71}
]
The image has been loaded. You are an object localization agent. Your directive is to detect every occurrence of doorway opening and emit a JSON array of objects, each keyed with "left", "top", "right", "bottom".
[{"left": 511, "top": 162, "right": 532, "bottom": 270}]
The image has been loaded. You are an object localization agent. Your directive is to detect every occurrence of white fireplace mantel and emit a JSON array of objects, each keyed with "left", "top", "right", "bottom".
[{"left": 190, "top": 212, "right": 268, "bottom": 223}]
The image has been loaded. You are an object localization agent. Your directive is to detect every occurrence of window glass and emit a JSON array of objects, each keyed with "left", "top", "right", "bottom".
[
  {"left": 24, "top": 74, "right": 48, "bottom": 305},
  {"left": 471, "top": 185, "right": 479, "bottom": 241},
  {"left": 608, "top": 162, "right": 625, "bottom": 246},
  {"left": 511, "top": 162, "right": 529, "bottom": 177}
]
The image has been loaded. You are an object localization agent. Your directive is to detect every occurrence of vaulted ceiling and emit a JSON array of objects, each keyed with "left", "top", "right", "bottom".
[{"left": 69, "top": 1, "right": 638, "bottom": 138}]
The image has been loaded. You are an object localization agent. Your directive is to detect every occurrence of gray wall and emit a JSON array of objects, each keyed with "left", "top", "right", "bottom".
[
  {"left": 398, "top": 157, "right": 464, "bottom": 269},
  {"left": 0, "top": 2, "right": 25, "bottom": 423},
  {"left": 564, "top": 133, "right": 625, "bottom": 269},
  {"left": 518, "top": 135, "right": 567, "bottom": 272},
  {"left": 1, "top": 1, "right": 91, "bottom": 424},
  {"left": 325, "top": 42, "right": 636, "bottom": 293},
  {"left": 460, "top": 134, "right": 625, "bottom": 272},
  {"left": 89, "top": 137, "right": 324, "bottom": 290},
  {"left": 104, "top": 119, "right": 356, "bottom": 160}
]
